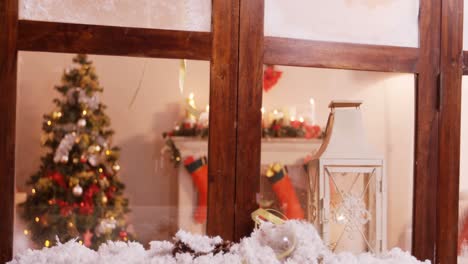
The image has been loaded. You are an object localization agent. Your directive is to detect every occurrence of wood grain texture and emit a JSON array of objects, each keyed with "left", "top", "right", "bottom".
[
  {"left": 18, "top": 20, "right": 212, "bottom": 60},
  {"left": 206, "top": 0, "right": 239, "bottom": 240},
  {"left": 264, "top": 37, "right": 420, "bottom": 73},
  {"left": 0, "top": 0, "right": 17, "bottom": 262},
  {"left": 235, "top": 0, "right": 264, "bottom": 241},
  {"left": 412, "top": 0, "right": 440, "bottom": 262},
  {"left": 437, "top": 0, "right": 463, "bottom": 262}
]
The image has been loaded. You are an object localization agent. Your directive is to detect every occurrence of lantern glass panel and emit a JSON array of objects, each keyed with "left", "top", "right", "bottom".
[{"left": 325, "top": 166, "right": 380, "bottom": 254}]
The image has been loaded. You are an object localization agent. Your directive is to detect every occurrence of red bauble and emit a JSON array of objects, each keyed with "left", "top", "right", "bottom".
[
  {"left": 290, "top": 120, "right": 302, "bottom": 129},
  {"left": 84, "top": 184, "right": 100, "bottom": 201},
  {"left": 305, "top": 125, "right": 321, "bottom": 139}
]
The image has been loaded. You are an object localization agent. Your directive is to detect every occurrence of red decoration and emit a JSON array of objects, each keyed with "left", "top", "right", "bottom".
[
  {"left": 83, "top": 230, "right": 93, "bottom": 247},
  {"left": 290, "top": 120, "right": 302, "bottom": 129},
  {"left": 79, "top": 202, "right": 94, "bottom": 215},
  {"left": 263, "top": 65, "right": 282, "bottom": 92},
  {"left": 305, "top": 125, "right": 322, "bottom": 139},
  {"left": 57, "top": 200, "right": 77, "bottom": 217},
  {"left": 48, "top": 171, "right": 67, "bottom": 189},
  {"left": 84, "top": 184, "right": 100, "bottom": 201},
  {"left": 119, "top": 230, "right": 128, "bottom": 239},
  {"left": 184, "top": 156, "right": 208, "bottom": 224}
]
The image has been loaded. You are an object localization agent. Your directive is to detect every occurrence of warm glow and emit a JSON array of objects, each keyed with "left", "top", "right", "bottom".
[
  {"left": 273, "top": 109, "right": 278, "bottom": 115},
  {"left": 309, "top": 98, "right": 315, "bottom": 105},
  {"left": 82, "top": 110, "right": 87, "bottom": 116},
  {"left": 44, "top": 240, "right": 51, "bottom": 247},
  {"left": 98, "top": 168, "right": 103, "bottom": 173},
  {"left": 79, "top": 240, "right": 83, "bottom": 245},
  {"left": 206, "top": 105, "right": 209, "bottom": 112},
  {"left": 35, "top": 217, "right": 40, "bottom": 222},
  {"left": 95, "top": 145, "right": 101, "bottom": 152},
  {"left": 31, "top": 188, "right": 36, "bottom": 194},
  {"left": 290, "top": 116, "right": 296, "bottom": 122},
  {"left": 299, "top": 117, "right": 305, "bottom": 123},
  {"left": 105, "top": 150, "right": 111, "bottom": 156},
  {"left": 23, "top": 229, "right": 29, "bottom": 235},
  {"left": 260, "top": 107, "right": 265, "bottom": 114},
  {"left": 189, "top": 92, "right": 194, "bottom": 100},
  {"left": 337, "top": 214, "right": 346, "bottom": 222},
  {"left": 46, "top": 120, "right": 52, "bottom": 126}
]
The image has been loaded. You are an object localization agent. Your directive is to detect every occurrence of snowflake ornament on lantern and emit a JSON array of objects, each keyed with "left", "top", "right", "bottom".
[{"left": 331, "top": 193, "right": 372, "bottom": 234}]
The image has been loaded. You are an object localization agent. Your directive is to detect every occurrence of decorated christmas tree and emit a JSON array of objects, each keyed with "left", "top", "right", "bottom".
[{"left": 20, "top": 54, "right": 133, "bottom": 249}]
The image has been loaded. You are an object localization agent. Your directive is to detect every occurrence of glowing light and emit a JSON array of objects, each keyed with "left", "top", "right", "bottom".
[
  {"left": 23, "top": 229, "right": 29, "bottom": 235},
  {"left": 68, "top": 222, "right": 74, "bottom": 227},
  {"left": 82, "top": 110, "right": 87, "bottom": 116},
  {"left": 309, "top": 98, "right": 315, "bottom": 105},
  {"left": 205, "top": 105, "right": 210, "bottom": 112},
  {"left": 95, "top": 145, "right": 101, "bottom": 152},
  {"left": 290, "top": 116, "right": 296, "bottom": 122},
  {"left": 44, "top": 240, "right": 51, "bottom": 247},
  {"left": 98, "top": 168, "right": 103, "bottom": 173},
  {"left": 46, "top": 120, "right": 52, "bottom": 126},
  {"left": 31, "top": 188, "right": 36, "bottom": 194},
  {"left": 105, "top": 150, "right": 111, "bottom": 156},
  {"left": 260, "top": 107, "right": 265, "bottom": 114},
  {"left": 273, "top": 109, "right": 278, "bottom": 115},
  {"left": 299, "top": 117, "right": 305, "bottom": 123},
  {"left": 79, "top": 240, "right": 83, "bottom": 245},
  {"left": 189, "top": 92, "right": 194, "bottom": 100},
  {"left": 35, "top": 217, "right": 40, "bottom": 222},
  {"left": 337, "top": 214, "right": 346, "bottom": 222}
]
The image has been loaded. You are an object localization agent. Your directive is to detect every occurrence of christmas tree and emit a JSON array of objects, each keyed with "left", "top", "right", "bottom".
[{"left": 21, "top": 54, "right": 133, "bottom": 249}]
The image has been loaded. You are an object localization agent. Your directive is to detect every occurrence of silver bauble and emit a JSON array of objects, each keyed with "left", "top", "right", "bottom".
[
  {"left": 77, "top": 118, "right": 87, "bottom": 128},
  {"left": 72, "top": 185, "right": 83, "bottom": 196}
]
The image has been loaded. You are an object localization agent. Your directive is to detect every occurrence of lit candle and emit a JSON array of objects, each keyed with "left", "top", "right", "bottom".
[{"left": 309, "top": 98, "right": 316, "bottom": 125}]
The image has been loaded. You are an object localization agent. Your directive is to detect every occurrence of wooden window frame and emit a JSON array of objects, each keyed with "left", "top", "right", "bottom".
[{"left": 0, "top": 0, "right": 463, "bottom": 263}]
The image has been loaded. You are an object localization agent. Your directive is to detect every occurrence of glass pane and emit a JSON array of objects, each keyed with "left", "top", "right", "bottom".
[
  {"left": 258, "top": 66, "right": 415, "bottom": 254},
  {"left": 19, "top": 0, "right": 211, "bottom": 31},
  {"left": 14, "top": 52, "right": 210, "bottom": 254},
  {"left": 265, "top": 0, "right": 419, "bottom": 47},
  {"left": 459, "top": 76, "right": 468, "bottom": 262}
]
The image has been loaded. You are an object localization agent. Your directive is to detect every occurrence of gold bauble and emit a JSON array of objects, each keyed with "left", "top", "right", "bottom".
[{"left": 102, "top": 196, "right": 108, "bottom": 204}]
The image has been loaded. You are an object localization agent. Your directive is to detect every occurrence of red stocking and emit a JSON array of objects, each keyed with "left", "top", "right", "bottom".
[
  {"left": 266, "top": 163, "right": 304, "bottom": 219},
  {"left": 184, "top": 156, "right": 208, "bottom": 224}
]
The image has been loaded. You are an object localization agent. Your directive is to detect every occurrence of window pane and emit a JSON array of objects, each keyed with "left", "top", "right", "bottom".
[
  {"left": 265, "top": 0, "right": 419, "bottom": 47},
  {"left": 14, "top": 52, "right": 210, "bottom": 253},
  {"left": 19, "top": 0, "right": 211, "bottom": 31},
  {"left": 259, "top": 66, "right": 414, "bottom": 253}
]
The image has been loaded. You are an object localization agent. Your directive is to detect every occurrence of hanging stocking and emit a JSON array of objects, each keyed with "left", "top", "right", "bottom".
[
  {"left": 184, "top": 156, "right": 208, "bottom": 224},
  {"left": 266, "top": 163, "right": 304, "bottom": 219}
]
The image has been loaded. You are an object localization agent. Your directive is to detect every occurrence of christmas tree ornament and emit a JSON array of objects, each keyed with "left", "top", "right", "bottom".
[
  {"left": 53, "top": 132, "right": 77, "bottom": 163},
  {"left": 101, "top": 195, "right": 108, "bottom": 204},
  {"left": 52, "top": 111, "right": 63, "bottom": 119},
  {"left": 265, "top": 163, "right": 304, "bottom": 219},
  {"left": 184, "top": 156, "right": 208, "bottom": 223},
  {"left": 77, "top": 118, "right": 87, "bottom": 127},
  {"left": 72, "top": 157, "right": 79, "bottom": 164},
  {"left": 73, "top": 184, "right": 83, "bottom": 197},
  {"left": 88, "top": 154, "right": 99, "bottom": 167},
  {"left": 112, "top": 163, "right": 121, "bottom": 172},
  {"left": 80, "top": 154, "right": 87, "bottom": 163}
]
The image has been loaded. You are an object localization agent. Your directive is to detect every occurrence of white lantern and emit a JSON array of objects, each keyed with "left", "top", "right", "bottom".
[{"left": 307, "top": 101, "right": 386, "bottom": 254}]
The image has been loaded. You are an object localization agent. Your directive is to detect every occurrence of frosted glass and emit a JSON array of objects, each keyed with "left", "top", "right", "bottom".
[
  {"left": 265, "top": 0, "right": 419, "bottom": 47},
  {"left": 19, "top": 0, "right": 211, "bottom": 31}
]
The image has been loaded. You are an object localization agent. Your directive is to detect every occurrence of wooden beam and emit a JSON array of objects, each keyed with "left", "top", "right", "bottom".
[
  {"left": 412, "top": 0, "right": 440, "bottom": 261},
  {"left": 17, "top": 20, "right": 212, "bottom": 60},
  {"left": 437, "top": 0, "right": 463, "bottom": 262},
  {"left": 235, "top": 0, "right": 264, "bottom": 241},
  {"left": 0, "top": 0, "right": 17, "bottom": 262},
  {"left": 206, "top": 0, "right": 239, "bottom": 240},
  {"left": 264, "top": 37, "right": 420, "bottom": 73}
]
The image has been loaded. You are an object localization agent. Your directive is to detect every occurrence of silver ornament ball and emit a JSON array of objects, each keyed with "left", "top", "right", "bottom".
[
  {"left": 77, "top": 118, "right": 87, "bottom": 128},
  {"left": 73, "top": 185, "right": 83, "bottom": 196}
]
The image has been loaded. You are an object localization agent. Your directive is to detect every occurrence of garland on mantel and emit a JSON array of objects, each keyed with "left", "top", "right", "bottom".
[{"left": 162, "top": 119, "right": 323, "bottom": 168}]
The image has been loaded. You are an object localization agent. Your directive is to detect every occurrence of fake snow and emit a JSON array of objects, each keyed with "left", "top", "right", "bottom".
[{"left": 9, "top": 220, "right": 430, "bottom": 264}]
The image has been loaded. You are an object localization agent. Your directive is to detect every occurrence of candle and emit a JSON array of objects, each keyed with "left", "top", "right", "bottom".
[{"left": 309, "top": 98, "right": 316, "bottom": 125}]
